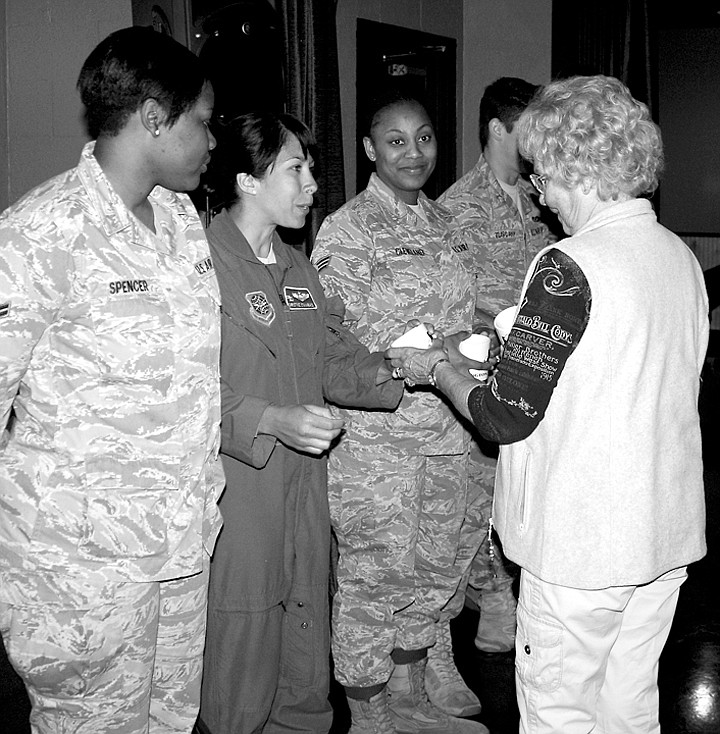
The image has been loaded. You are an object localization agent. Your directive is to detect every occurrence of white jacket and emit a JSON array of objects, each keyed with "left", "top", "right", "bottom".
[{"left": 495, "top": 198, "right": 709, "bottom": 589}]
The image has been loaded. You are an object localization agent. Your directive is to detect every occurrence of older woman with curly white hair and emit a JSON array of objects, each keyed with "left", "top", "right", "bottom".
[{"left": 387, "top": 75, "right": 709, "bottom": 733}]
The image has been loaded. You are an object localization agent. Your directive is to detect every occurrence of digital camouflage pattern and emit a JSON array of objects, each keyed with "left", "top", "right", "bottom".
[
  {"left": 312, "top": 173, "right": 476, "bottom": 686},
  {"left": 439, "top": 154, "right": 557, "bottom": 317},
  {"left": 0, "top": 564, "right": 209, "bottom": 733},
  {"left": 328, "top": 450, "right": 470, "bottom": 686},
  {"left": 0, "top": 142, "right": 224, "bottom": 584},
  {"left": 312, "top": 173, "right": 475, "bottom": 457},
  {"left": 451, "top": 444, "right": 499, "bottom": 609}
]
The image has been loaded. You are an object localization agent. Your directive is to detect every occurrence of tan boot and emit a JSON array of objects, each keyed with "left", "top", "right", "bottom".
[
  {"left": 387, "top": 659, "right": 489, "bottom": 734},
  {"left": 475, "top": 581, "right": 517, "bottom": 653},
  {"left": 347, "top": 687, "right": 397, "bottom": 734},
  {"left": 426, "top": 621, "right": 482, "bottom": 717}
]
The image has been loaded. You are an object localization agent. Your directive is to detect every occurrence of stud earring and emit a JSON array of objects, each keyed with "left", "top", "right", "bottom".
[{"left": 153, "top": 129, "right": 160, "bottom": 137}]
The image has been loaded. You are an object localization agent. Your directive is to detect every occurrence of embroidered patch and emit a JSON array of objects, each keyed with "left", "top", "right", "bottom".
[
  {"left": 314, "top": 254, "right": 331, "bottom": 271},
  {"left": 246, "top": 291, "right": 275, "bottom": 325},
  {"left": 0, "top": 302, "right": 9, "bottom": 318},
  {"left": 284, "top": 286, "right": 317, "bottom": 310},
  {"left": 195, "top": 256, "right": 214, "bottom": 276}
]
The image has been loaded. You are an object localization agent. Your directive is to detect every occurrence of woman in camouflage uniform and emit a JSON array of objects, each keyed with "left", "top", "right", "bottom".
[
  {"left": 312, "top": 94, "right": 488, "bottom": 734},
  {"left": 0, "top": 28, "right": 221, "bottom": 734}
]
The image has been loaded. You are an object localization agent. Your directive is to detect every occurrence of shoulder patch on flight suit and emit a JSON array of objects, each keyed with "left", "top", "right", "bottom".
[
  {"left": 284, "top": 286, "right": 317, "bottom": 310},
  {"left": 246, "top": 290, "right": 276, "bottom": 325}
]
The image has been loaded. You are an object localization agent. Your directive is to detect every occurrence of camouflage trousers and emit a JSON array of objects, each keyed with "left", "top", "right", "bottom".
[
  {"left": 0, "top": 562, "right": 209, "bottom": 733},
  {"left": 441, "top": 437, "right": 515, "bottom": 621},
  {"left": 328, "top": 446, "right": 472, "bottom": 687}
]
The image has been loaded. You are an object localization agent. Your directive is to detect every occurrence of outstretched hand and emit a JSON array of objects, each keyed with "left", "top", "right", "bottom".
[
  {"left": 385, "top": 346, "right": 448, "bottom": 385},
  {"left": 384, "top": 320, "right": 444, "bottom": 379},
  {"left": 444, "top": 329, "right": 499, "bottom": 376}
]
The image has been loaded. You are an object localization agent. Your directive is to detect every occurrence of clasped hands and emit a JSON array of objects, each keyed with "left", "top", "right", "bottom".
[{"left": 385, "top": 320, "right": 500, "bottom": 386}]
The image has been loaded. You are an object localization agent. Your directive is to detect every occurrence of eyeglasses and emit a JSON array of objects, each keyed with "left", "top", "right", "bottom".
[{"left": 530, "top": 173, "right": 547, "bottom": 195}]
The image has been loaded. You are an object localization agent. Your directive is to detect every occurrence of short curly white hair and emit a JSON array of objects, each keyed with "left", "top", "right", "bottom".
[{"left": 517, "top": 75, "right": 663, "bottom": 201}]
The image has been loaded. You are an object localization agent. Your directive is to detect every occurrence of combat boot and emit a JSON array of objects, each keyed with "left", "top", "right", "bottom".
[
  {"left": 426, "top": 621, "right": 482, "bottom": 717},
  {"left": 347, "top": 687, "right": 397, "bottom": 734},
  {"left": 387, "top": 658, "right": 489, "bottom": 734},
  {"left": 475, "top": 579, "right": 517, "bottom": 653}
]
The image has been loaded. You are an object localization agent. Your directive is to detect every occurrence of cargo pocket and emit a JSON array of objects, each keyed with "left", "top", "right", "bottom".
[
  {"left": 280, "top": 598, "right": 326, "bottom": 685},
  {"left": 78, "top": 456, "right": 177, "bottom": 561},
  {"left": 515, "top": 602, "right": 563, "bottom": 693},
  {"left": 78, "top": 488, "right": 169, "bottom": 561}
]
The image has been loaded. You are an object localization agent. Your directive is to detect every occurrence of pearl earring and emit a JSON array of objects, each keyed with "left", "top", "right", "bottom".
[{"left": 153, "top": 129, "right": 160, "bottom": 137}]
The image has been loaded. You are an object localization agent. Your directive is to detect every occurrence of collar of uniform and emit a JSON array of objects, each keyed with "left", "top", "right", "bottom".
[
  {"left": 477, "top": 153, "right": 537, "bottom": 211},
  {"left": 475, "top": 154, "right": 513, "bottom": 207},
  {"left": 366, "top": 172, "right": 432, "bottom": 223},
  {"left": 77, "top": 141, "right": 194, "bottom": 249},
  {"left": 517, "top": 176, "right": 538, "bottom": 210},
  {"left": 207, "top": 208, "right": 293, "bottom": 271}
]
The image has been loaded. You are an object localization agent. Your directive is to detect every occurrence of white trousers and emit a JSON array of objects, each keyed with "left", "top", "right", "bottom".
[{"left": 516, "top": 566, "right": 687, "bottom": 734}]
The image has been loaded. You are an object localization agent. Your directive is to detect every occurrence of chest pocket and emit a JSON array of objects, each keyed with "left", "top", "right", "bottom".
[
  {"left": 220, "top": 306, "right": 279, "bottom": 400},
  {"left": 372, "top": 238, "right": 471, "bottom": 335},
  {"left": 373, "top": 242, "right": 439, "bottom": 309},
  {"left": 90, "top": 292, "right": 176, "bottom": 395},
  {"left": 276, "top": 280, "right": 323, "bottom": 402}
]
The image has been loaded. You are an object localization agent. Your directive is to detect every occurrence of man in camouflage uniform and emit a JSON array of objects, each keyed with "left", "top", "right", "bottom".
[
  {"left": 426, "top": 77, "right": 560, "bottom": 714},
  {"left": 0, "top": 28, "right": 222, "bottom": 733}
]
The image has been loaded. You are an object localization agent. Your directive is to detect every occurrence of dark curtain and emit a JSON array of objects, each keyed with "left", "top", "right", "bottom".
[
  {"left": 551, "top": 0, "right": 657, "bottom": 118},
  {"left": 276, "top": 0, "right": 345, "bottom": 254}
]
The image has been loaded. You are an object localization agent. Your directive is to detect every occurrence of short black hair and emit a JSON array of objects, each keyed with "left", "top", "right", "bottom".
[
  {"left": 479, "top": 76, "right": 539, "bottom": 150},
  {"left": 362, "top": 90, "right": 430, "bottom": 140},
  {"left": 77, "top": 26, "right": 207, "bottom": 139},
  {"left": 207, "top": 111, "right": 316, "bottom": 210}
]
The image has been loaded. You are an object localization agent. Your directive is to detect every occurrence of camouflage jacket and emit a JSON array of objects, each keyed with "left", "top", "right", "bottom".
[
  {"left": 312, "top": 173, "right": 475, "bottom": 455},
  {"left": 439, "top": 154, "right": 557, "bottom": 317},
  {"left": 0, "top": 142, "right": 224, "bottom": 583}
]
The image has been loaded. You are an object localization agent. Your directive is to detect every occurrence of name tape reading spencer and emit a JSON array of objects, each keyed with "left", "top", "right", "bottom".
[{"left": 109, "top": 279, "right": 149, "bottom": 295}]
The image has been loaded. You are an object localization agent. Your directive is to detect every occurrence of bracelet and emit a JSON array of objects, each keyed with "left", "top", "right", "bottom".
[{"left": 428, "top": 357, "right": 450, "bottom": 387}]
